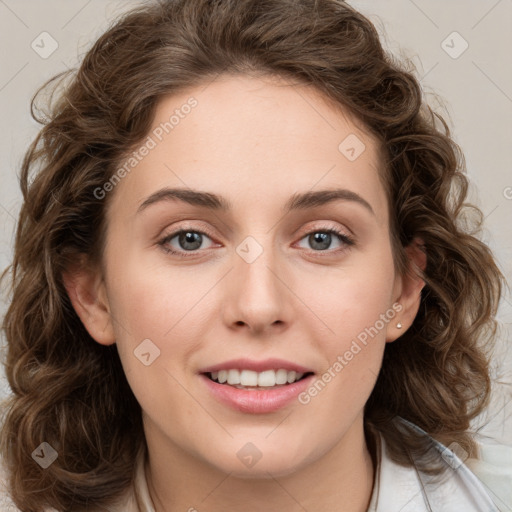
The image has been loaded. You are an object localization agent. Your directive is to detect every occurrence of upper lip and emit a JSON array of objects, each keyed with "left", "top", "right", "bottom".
[{"left": 199, "top": 358, "right": 314, "bottom": 374}]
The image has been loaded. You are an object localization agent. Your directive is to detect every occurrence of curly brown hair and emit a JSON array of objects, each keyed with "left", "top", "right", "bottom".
[{"left": 0, "top": 0, "right": 504, "bottom": 510}]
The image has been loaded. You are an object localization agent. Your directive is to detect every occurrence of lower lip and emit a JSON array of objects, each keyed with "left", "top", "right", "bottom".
[{"left": 200, "top": 373, "right": 315, "bottom": 414}]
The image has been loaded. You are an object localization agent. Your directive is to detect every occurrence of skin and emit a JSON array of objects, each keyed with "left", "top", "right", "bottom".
[{"left": 64, "top": 74, "right": 426, "bottom": 512}]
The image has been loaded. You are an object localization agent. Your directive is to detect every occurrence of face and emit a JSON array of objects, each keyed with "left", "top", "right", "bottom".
[{"left": 83, "top": 74, "right": 408, "bottom": 477}]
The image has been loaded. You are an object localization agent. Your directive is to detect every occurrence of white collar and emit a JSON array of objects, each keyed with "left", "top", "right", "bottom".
[{"left": 367, "top": 421, "right": 499, "bottom": 511}]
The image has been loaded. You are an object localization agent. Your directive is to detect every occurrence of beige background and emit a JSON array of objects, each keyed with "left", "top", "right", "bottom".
[{"left": 0, "top": 0, "right": 510, "bottom": 457}]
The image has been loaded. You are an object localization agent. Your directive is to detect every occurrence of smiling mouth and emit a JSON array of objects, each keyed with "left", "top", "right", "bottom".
[{"left": 204, "top": 369, "right": 314, "bottom": 390}]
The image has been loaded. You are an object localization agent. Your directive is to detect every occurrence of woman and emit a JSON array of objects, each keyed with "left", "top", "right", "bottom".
[{"left": 0, "top": 0, "right": 508, "bottom": 510}]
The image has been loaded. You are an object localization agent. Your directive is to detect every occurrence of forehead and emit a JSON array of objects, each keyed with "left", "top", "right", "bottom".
[{"left": 108, "top": 74, "right": 388, "bottom": 224}]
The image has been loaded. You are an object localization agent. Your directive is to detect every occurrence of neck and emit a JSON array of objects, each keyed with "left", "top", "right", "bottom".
[{"left": 144, "top": 417, "right": 376, "bottom": 512}]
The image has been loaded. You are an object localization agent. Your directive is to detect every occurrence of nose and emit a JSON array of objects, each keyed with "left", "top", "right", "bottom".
[{"left": 222, "top": 242, "right": 292, "bottom": 336}]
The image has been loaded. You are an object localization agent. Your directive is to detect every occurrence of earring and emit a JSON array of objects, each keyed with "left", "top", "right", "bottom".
[{"left": 396, "top": 322, "right": 402, "bottom": 329}]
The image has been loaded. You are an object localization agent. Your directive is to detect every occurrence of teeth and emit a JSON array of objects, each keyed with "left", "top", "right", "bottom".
[
  {"left": 240, "top": 370, "right": 258, "bottom": 386},
  {"left": 258, "top": 370, "right": 276, "bottom": 387},
  {"left": 209, "top": 369, "right": 306, "bottom": 387},
  {"left": 227, "top": 369, "right": 240, "bottom": 385},
  {"left": 275, "top": 369, "right": 288, "bottom": 385}
]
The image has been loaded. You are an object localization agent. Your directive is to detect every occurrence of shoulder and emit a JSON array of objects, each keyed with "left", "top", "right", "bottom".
[
  {"left": 368, "top": 420, "right": 502, "bottom": 512},
  {"left": 466, "top": 438, "right": 512, "bottom": 510}
]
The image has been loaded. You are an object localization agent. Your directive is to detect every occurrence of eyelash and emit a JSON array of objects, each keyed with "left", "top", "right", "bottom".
[{"left": 158, "top": 224, "right": 355, "bottom": 258}]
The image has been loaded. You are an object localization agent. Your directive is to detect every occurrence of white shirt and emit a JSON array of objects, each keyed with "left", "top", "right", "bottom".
[
  {"left": 367, "top": 430, "right": 505, "bottom": 511},
  {"left": 1, "top": 422, "right": 509, "bottom": 511}
]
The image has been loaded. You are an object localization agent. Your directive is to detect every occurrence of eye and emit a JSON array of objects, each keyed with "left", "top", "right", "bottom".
[
  {"left": 158, "top": 224, "right": 355, "bottom": 258},
  {"left": 296, "top": 226, "right": 355, "bottom": 253},
  {"left": 158, "top": 228, "right": 216, "bottom": 257}
]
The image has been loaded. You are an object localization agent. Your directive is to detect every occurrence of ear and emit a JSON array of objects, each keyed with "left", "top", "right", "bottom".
[
  {"left": 387, "top": 237, "right": 427, "bottom": 343},
  {"left": 62, "top": 255, "right": 116, "bottom": 346}
]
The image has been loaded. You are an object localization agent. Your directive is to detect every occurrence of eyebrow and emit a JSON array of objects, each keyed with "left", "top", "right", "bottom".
[{"left": 137, "top": 187, "right": 375, "bottom": 216}]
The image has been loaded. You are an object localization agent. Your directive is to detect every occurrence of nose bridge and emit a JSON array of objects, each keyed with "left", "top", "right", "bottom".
[
  {"left": 238, "top": 232, "right": 281, "bottom": 301},
  {"left": 225, "top": 232, "right": 290, "bottom": 331}
]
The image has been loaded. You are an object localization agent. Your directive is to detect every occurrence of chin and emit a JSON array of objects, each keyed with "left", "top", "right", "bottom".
[
  {"left": 224, "top": 461, "right": 305, "bottom": 479},
  {"left": 207, "top": 446, "right": 310, "bottom": 479}
]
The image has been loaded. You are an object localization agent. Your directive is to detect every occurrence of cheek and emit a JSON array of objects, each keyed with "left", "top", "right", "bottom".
[
  {"left": 106, "top": 244, "right": 207, "bottom": 339},
  {"left": 299, "top": 250, "right": 396, "bottom": 345},
  {"left": 306, "top": 278, "right": 392, "bottom": 381},
  {"left": 294, "top": 249, "right": 395, "bottom": 405},
  {"left": 103, "top": 253, "right": 202, "bottom": 379},
  {"left": 105, "top": 268, "right": 201, "bottom": 418}
]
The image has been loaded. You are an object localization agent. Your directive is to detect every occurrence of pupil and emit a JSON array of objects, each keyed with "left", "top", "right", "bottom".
[
  {"left": 180, "top": 232, "right": 202, "bottom": 250},
  {"left": 311, "top": 232, "right": 330, "bottom": 250}
]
